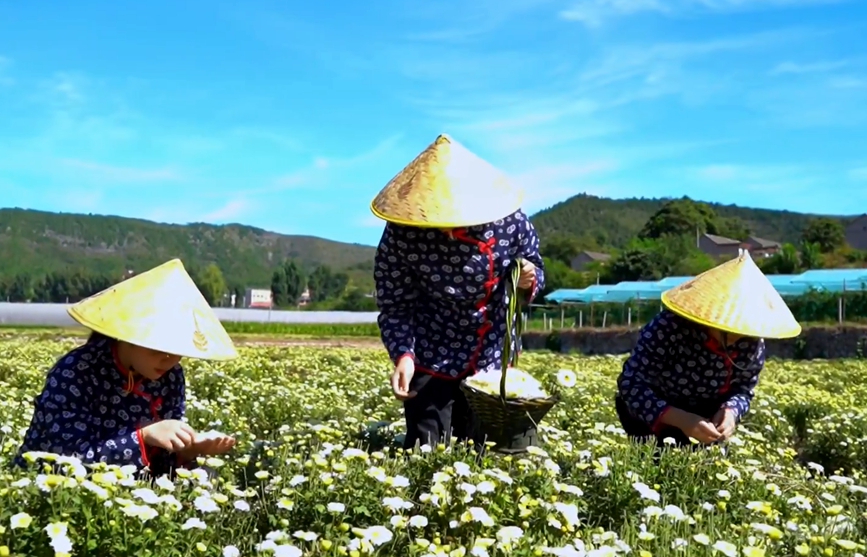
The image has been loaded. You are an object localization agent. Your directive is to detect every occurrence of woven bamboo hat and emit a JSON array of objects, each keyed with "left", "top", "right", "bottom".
[
  {"left": 68, "top": 259, "right": 237, "bottom": 360},
  {"left": 370, "top": 134, "right": 524, "bottom": 227},
  {"left": 661, "top": 252, "right": 801, "bottom": 339}
]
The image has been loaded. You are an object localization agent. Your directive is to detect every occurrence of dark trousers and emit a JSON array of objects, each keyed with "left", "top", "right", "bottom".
[
  {"left": 403, "top": 372, "right": 483, "bottom": 450},
  {"left": 615, "top": 395, "right": 719, "bottom": 448}
]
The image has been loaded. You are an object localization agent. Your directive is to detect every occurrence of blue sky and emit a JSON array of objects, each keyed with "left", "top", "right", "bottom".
[{"left": 1, "top": 0, "right": 865, "bottom": 247}]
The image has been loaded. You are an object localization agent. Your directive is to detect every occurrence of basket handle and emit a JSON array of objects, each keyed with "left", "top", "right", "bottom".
[{"left": 499, "top": 258, "right": 525, "bottom": 403}]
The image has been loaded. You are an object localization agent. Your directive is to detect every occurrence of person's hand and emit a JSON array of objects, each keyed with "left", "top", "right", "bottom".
[
  {"left": 140, "top": 420, "right": 196, "bottom": 452},
  {"left": 390, "top": 356, "right": 416, "bottom": 400},
  {"left": 180, "top": 431, "right": 236, "bottom": 460},
  {"left": 517, "top": 260, "right": 536, "bottom": 289},
  {"left": 713, "top": 407, "right": 738, "bottom": 440},
  {"left": 194, "top": 431, "right": 236, "bottom": 455},
  {"left": 679, "top": 412, "right": 722, "bottom": 444}
]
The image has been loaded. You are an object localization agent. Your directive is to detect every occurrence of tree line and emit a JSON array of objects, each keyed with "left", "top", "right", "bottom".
[
  {"left": 539, "top": 198, "right": 867, "bottom": 295},
  {"left": 0, "top": 260, "right": 376, "bottom": 311}
]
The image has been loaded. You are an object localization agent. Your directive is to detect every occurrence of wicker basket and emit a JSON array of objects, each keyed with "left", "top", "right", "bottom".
[{"left": 460, "top": 259, "right": 559, "bottom": 454}]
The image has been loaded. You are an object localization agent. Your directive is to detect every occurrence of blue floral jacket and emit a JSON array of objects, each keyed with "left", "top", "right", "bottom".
[{"left": 374, "top": 210, "right": 545, "bottom": 379}]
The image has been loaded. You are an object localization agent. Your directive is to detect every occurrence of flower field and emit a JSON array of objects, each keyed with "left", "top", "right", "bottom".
[{"left": 1, "top": 338, "right": 867, "bottom": 556}]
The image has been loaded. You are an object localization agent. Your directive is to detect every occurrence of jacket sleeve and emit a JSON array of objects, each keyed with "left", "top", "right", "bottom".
[
  {"left": 515, "top": 210, "right": 545, "bottom": 302},
  {"left": 23, "top": 358, "right": 150, "bottom": 467},
  {"left": 145, "top": 367, "right": 187, "bottom": 472},
  {"left": 616, "top": 312, "right": 673, "bottom": 432},
  {"left": 722, "top": 340, "right": 765, "bottom": 421},
  {"left": 374, "top": 224, "right": 419, "bottom": 363}
]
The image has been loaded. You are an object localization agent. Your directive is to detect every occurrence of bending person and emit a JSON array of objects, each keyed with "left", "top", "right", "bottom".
[
  {"left": 615, "top": 252, "right": 801, "bottom": 447},
  {"left": 15, "top": 259, "right": 238, "bottom": 476},
  {"left": 370, "top": 134, "right": 545, "bottom": 450}
]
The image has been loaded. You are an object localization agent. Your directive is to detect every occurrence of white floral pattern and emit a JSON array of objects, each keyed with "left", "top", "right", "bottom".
[
  {"left": 15, "top": 336, "right": 185, "bottom": 470},
  {"left": 617, "top": 310, "right": 765, "bottom": 429},
  {"left": 374, "top": 210, "right": 545, "bottom": 379}
]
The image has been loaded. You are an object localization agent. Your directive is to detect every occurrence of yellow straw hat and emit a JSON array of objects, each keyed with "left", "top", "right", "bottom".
[
  {"left": 370, "top": 134, "right": 524, "bottom": 227},
  {"left": 661, "top": 252, "right": 801, "bottom": 339},
  {"left": 68, "top": 259, "right": 238, "bottom": 360}
]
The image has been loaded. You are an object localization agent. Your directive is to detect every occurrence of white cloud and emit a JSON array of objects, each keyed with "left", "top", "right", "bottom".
[
  {"left": 512, "top": 161, "right": 618, "bottom": 210},
  {"left": 770, "top": 59, "right": 849, "bottom": 75},
  {"left": 686, "top": 163, "right": 822, "bottom": 194},
  {"left": 559, "top": 0, "right": 670, "bottom": 27},
  {"left": 357, "top": 214, "right": 384, "bottom": 228},
  {"left": 828, "top": 76, "right": 867, "bottom": 89},
  {"left": 242, "top": 134, "right": 404, "bottom": 195},
  {"left": 201, "top": 199, "right": 253, "bottom": 222},
  {"left": 559, "top": 0, "right": 853, "bottom": 25},
  {"left": 229, "top": 127, "right": 303, "bottom": 151},
  {"left": 58, "top": 159, "right": 182, "bottom": 182}
]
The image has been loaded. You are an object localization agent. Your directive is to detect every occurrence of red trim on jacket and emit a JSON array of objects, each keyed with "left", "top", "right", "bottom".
[{"left": 410, "top": 228, "right": 498, "bottom": 380}]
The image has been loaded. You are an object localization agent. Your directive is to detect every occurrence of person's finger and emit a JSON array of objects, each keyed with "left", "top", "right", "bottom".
[
  {"left": 178, "top": 422, "right": 197, "bottom": 436},
  {"left": 176, "top": 429, "right": 194, "bottom": 447},
  {"left": 169, "top": 436, "right": 186, "bottom": 452}
]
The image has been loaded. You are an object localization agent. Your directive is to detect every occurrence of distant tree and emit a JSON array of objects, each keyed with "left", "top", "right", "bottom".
[
  {"left": 7, "top": 274, "right": 35, "bottom": 302},
  {"left": 639, "top": 198, "right": 751, "bottom": 242},
  {"left": 672, "top": 250, "right": 716, "bottom": 276},
  {"left": 602, "top": 234, "right": 716, "bottom": 283},
  {"left": 540, "top": 258, "right": 591, "bottom": 295},
  {"left": 539, "top": 234, "right": 584, "bottom": 266},
  {"left": 195, "top": 263, "right": 228, "bottom": 306},
  {"left": 713, "top": 216, "right": 751, "bottom": 241},
  {"left": 760, "top": 243, "right": 801, "bottom": 274},
  {"left": 334, "top": 287, "right": 377, "bottom": 311},
  {"left": 639, "top": 199, "right": 716, "bottom": 240},
  {"left": 231, "top": 286, "right": 245, "bottom": 307},
  {"left": 283, "top": 261, "right": 305, "bottom": 305},
  {"left": 800, "top": 242, "right": 822, "bottom": 270},
  {"left": 307, "top": 265, "right": 350, "bottom": 302},
  {"left": 801, "top": 218, "right": 845, "bottom": 253},
  {"left": 604, "top": 247, "right": 661, "bottom": 282},
  {"left": 270, "top": 260, "right": 306, "bottom": 307},
  {"left": 271, "top": 268, "right": 288, "bottom": 307}
]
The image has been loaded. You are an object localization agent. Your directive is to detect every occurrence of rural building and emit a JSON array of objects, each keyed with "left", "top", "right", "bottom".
[
  {"left": 845, "top": 214, "right": 867, "bottom": 250},
  {"left": 699, "top": 233, "right": 747, "bottom": 259},
  {"left": 244, "top": 288, "right": 273, "bottom": 309},
  {"left": 744, "top": 236, "right": 781, "bottom": 258},
  {"left": 570, "top": 251, "right": 611, "bottom": 271}
]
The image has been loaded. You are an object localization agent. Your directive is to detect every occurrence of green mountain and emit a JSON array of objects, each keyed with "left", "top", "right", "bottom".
[
  {"left": 530, "top": 194, "right": 849, "bottom": 249},
  {"left": 0, "top": 208, "right": 375, "bottom": 289},
  {"left": 0, "top": 195, "right": 851, "bottom": 292}
]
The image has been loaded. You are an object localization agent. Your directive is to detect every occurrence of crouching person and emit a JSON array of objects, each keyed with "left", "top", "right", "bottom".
[
  {"left": 615, "top": 253, "right": 801, "bottom": 448},
  {"left": 14, "top": 259, "right": 237, "bottom": 479}
]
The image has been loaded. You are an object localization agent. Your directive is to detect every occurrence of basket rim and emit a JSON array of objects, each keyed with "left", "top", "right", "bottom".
[{"left": 460, "top": 381, "right": 561, "bottom": 407}]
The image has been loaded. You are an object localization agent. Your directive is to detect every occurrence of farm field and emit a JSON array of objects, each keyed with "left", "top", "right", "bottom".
[{"left": 1, "top": 339, "right": 866, "bottom": 556}]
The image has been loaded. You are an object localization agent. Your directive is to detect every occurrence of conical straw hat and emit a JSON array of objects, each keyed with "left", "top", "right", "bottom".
[
  {"left": 661, "top": 252, "right": 801, "bottom": 339},
  {"left": 370, "top": 134, "right": 524, "bottom": 227},
  {"left": 68, "top": 259, "right": 238, "bottom": 360}
]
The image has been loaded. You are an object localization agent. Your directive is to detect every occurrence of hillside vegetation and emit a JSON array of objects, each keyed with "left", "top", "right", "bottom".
[
  {"left": 0, "top": 208, "right": 375, "bottom": 290},
  {"left": 530, "top": 194, "right": 850, "bottom": 249},
  {"left": 0, "top": 195, "right": 857, "bottom": 305}
]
